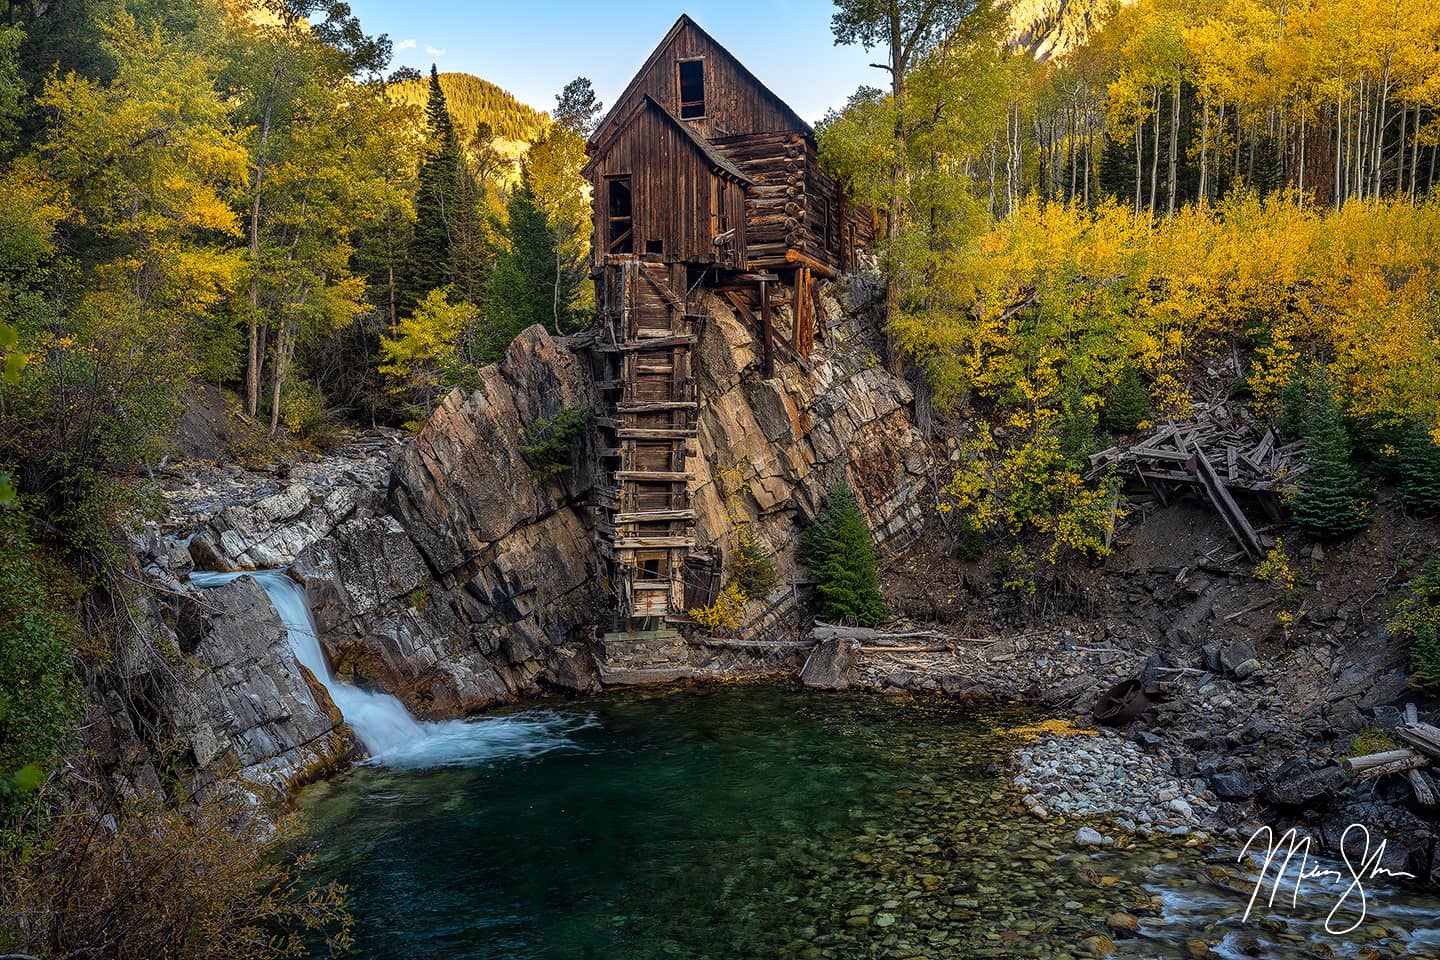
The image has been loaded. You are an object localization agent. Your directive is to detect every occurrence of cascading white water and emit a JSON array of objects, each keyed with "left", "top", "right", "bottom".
[{"left": 190, "top": 570, "right": 594, "bottom": 770}]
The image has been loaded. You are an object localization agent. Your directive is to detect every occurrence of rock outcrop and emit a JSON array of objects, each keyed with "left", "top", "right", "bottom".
[
  {"left": 85, "top": 553, "right": 355, "bottom": 803},
  {"left": 121, "top": 274, "right": 932, "bottom": 792}
]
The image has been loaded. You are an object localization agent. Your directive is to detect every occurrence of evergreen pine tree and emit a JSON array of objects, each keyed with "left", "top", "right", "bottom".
[
  {"left": 1276, "top": 365, "right": 1314, "bottom": 441},
  {"left": 800, "top": 483, "right": 888, "bottom": 627},
  {"left": 1289, "top": 373, "right": 1373, "bottom": 538},
  {"left": 483, "top": 171, "right": 582, "bottom": 357},
  {"left": 1398, "top": 422, "right": 1440, "bottom": 516},
  {"left": 1101, "top": 366, "right": 1151, "bottom": 434},
  {"left": 401, "top": 65, "right": 463, "bottom": 311}
]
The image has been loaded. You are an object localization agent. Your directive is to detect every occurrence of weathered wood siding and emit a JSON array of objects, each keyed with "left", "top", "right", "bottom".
[
  {"left": 588, "top": 105, "right": 747, "bottom": 269},
  {"left": 604, "top": 19, "right": 804, "bottom": 141}
]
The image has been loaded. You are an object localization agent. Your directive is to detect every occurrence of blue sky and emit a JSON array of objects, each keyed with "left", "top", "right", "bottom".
[{"left": 345, "top": 1, "right": 882, "bottom": 124}]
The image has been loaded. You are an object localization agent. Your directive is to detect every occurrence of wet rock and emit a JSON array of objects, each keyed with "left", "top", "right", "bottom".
[
  {"left": 1075, "top": 826, "right": 1106, "bottom": 845},
  {"left": 1209, "top": 770, "right": 1258, "bottom": 800}
]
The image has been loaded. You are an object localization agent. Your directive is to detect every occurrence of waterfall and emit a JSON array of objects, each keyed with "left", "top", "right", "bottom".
[{"left": 190, "top": 570, "right": 594, "bottom": 770}]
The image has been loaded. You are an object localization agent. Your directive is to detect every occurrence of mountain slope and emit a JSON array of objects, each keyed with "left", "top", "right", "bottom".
[
  {"left": 389, "top": 71, "right": 549, "bottom": 146},
  {"left": 1008, "top": 0, "right": 1132, "bottom": 60}
]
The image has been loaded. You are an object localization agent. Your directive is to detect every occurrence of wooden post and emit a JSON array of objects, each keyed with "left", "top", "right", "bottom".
[{"left": 760, "top": 277, "right": 773, "bottom": 378}]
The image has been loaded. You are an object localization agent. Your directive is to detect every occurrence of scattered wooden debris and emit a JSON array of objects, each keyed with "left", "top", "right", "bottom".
[
  {"left": 1346, "top": 708, "right": 1440, "bottom": 806},
  {"left": 1088, "top": 402, "right": 1305, "bottom": 560}
]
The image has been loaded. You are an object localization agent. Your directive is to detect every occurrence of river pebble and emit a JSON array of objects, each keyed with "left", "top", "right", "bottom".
[{"left": 1013, "top": 732, "right": 1215, "bottom": 841}]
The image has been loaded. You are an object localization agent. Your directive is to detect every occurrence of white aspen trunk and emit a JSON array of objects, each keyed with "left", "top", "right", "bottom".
[
  {"left": 1166, "top": 77, "right": 1180, "bottom": 217},
  {"left": 1199, "top": 93, "right": 1210, "bottom": 205}
]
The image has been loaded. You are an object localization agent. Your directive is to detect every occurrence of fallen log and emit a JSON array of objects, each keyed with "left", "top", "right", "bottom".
[
  {"left": 859, "top": 644, "right": 951, "bottom": 654},
  {"left": 1342, "top": 747, "right": 1429, "bottom": 775},
  {"left": 1409, "top": 769, "right": 1439, "bottom": 806},
  {"left": 812, "top": 622, "right": 945, "bottom": 642},
  {"left": 1395, "top": 722, "right": 1440, "bottom": 761}
]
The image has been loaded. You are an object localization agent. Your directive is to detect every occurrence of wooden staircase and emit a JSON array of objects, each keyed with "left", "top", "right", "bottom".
[{"left": 594, "top": 260, "right": 702, "bottom": 633}]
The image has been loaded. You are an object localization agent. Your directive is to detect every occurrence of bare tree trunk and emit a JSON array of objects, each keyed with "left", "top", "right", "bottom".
[
  {"left": 1411, "top": 105, "right": 1422, "bottom": 203},
  {"left": 268, "top": 317, "right": 296, "bottom": 437},
  {"left": 1372, "top": 58, "right": 1390, "bottom": 199},
  {"left": 1166, "top": 78, "right": 1180, "bottom": 217},
  {"left": 1397, "top": 100, "right": 1407, "bottom": 196},
  {"left": 1134, "top": 118, "right": 1143, "bottom": 215},
  {"left": 246, "top": 81, "right": 279, "bottom": 419},
  {"left": 1335, "top": 94, "right": 1344, "bottom": 207},
  {"left": 1198, "top": 93, "right": 1210, "bottom": 204},
  {"left": 1149, "top": 87, "right": 1161, "bottom": 214}
]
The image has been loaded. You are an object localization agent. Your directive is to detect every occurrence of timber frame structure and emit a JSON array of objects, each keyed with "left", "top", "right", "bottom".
[{"left": 585, "top": 15, "right": 879, "bottom": 636}]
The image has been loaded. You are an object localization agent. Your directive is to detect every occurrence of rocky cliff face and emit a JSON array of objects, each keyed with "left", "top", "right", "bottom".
[{"left": 120, "top": 279, "right": 929, "bottom": 794}]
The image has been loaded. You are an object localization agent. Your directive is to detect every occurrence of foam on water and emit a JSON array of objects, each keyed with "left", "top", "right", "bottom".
[{"left": 190, "top": 569, "right": 594, "bottom": 769}]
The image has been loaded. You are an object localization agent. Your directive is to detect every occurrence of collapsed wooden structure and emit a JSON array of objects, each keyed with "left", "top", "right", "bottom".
[
  {"left": 584, "top": 15, "right": 878, "bottom": 635},
  {"left": 1088, "top": 403, "right": 1305, "bottom": 560}
]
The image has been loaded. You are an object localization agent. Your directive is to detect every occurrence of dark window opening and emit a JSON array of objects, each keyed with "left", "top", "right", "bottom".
[
  {"left": 637, "top": 553, "right": 669, "bottom": 581},
  {"left": 678, "top": 60, "right": 705, "bottom": 119},
  {"left": 607, "top": 176, "right": 633, "bottom": 254},
  {"left": 646, "top": 239, "right": 663, "bottom": 255}
]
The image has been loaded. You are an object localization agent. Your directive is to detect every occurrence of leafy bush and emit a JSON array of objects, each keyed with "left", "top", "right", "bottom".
[
  {"left": 1288, "top": 372, "right": 1372, "bottom": 538},
  {"left": 519, "top": 407, "right": 590, "bottom": 479},
  {"left": 0, "top": 516, "right": 80, "bottom": 819},
  {"left": 1392, "top": 558, "right": 1440, "bottom": 688},
  {"left": 1, "top": 778, "right": 354, "bottom": 960},
  {"left": 1397, "top": 422, "right": 1440, "bottom": 517},
  {"left": 800, "top": 482, "right": 887, "bottom": 627},
  {"left": 728, "top": 525, "right": 777, "bottom": 600},
  {"left": 689, "top": 583, "right": 747, "bottom": 634},
  {"left": 952, "top": 519, "right": 986, "bottom": 561},
  {"left": 1101, "top": 366, "right": 1152, "bottom": 434}
]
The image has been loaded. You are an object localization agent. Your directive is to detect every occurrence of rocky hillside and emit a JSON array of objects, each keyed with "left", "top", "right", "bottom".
[{"left": 1008, "top": 0, "right": 1131, "bottom": 60}]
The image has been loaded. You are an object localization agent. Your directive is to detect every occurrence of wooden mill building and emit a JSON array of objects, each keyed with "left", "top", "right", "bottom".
[{"left": 584, "top": 15, "right": 878, "bottom": 636}]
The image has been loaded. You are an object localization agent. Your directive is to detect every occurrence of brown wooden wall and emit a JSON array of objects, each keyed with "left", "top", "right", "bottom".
[
  {"left": 712, "top": 133, "right": 880, "bottom": 274},
  {"left": 605, "top": 19, "right": 805, "bottom": 141},
  {"left": 588, "top": 106, "right": 747, "bottom": 269}
]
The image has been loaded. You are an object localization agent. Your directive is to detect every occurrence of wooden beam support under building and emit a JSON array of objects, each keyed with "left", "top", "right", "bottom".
[{"left": 760, "top": 276, "right": 773, "bottom": 378}]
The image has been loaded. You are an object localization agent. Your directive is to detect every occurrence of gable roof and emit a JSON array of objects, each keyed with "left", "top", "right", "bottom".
[
  {"left": 589, "top": 14, "right": 814, "bottom": 148},
  {"left": 585, "top": 95, "right": 755, "bottom": 186}
]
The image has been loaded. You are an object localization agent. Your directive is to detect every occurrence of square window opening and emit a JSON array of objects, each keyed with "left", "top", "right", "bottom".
[{"left": 678, "top": 60, "right": 705, "bottom": 119}]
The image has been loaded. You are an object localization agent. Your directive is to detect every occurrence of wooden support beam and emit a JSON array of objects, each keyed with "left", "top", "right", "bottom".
[
  {"left": 615, "top": 470, "right": 689, "bottom": 481},
  {"left": 785, "top": 247, "right": 838, "bottom": 279},
  {"left": 1190, "top": 443, "right": 1264, "bottom": 560},
  {"left": 761, "top": 276, "right": 774, "bottom": 378}
]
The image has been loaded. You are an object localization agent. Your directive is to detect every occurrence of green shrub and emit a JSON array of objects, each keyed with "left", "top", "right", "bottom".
[
  {"left": 520, "top": 407, "right": 591, "bottom": 479},
  {"left": 0, "top": 516, "right": 81, "bottom": 820},
  {"left": 1101, "top": 366, "right": 1152, "bottom": 434},
  {"left": 1288, "top": 371, "right": 1372, "bottom": 538},
  {"left": 729, "top": 525, "right": 777, "bottom": 600},
  {"left": 1397, "top": 422, "right": 1440, "bottom": 516},
  {"left": 952, "top": 519, "right": 986, "bottom": 562},
  {"left": 1392, "top": 557, "right": 1440, "bottom": 687},
  {"left": 800, "top": 482, "right": 887, "bottom": 627}
]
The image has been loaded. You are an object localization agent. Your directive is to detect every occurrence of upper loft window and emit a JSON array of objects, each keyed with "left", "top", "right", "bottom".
[{"left": 678, "top": 59, "right": 705, "bottom": 119}]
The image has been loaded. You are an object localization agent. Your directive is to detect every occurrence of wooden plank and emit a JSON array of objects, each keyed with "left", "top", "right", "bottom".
[
  {"left": 614, "top": 536, "right": 697, "bottom": 549},
  {"left": 617, "top": 401, "right": 699, "bottom": 412},
  {"left": 616, "top": 470, "right": 689, "bottom": 481},
  {"left": 613, "top": 509, "right": 696, "bottom": 523},
  {"left": 617, "top": 428, "right": 697, "bottom": 440},
  {"left": 1190, "top": 443, "right": 1264, "bottom": 560},
  {"left": 617, "top": 335, "right": 696, "bottom": 351}
]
